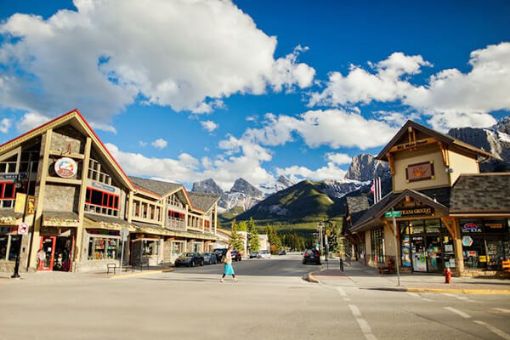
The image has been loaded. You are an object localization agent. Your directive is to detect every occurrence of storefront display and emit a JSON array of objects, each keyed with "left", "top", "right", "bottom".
[
  {"left": 370, "top": 228, "right": 384, "bottom": 264},
  {"left": 0, "top": 228, "right": 20, "bottom": 261},
  {"left": 88, "top": 236, "right": 121, "bottom": 260}
]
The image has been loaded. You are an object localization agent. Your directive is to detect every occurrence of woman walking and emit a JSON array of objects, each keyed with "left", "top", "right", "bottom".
[{"left": 220, "top": 245, "right": 237, "bottom": 282}]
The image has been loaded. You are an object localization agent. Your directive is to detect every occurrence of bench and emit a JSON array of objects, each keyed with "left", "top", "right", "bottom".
[
  {"left": 502, "top": 259, "right": 510, "bottom": 272},
  {"left": 106, "top": 263, "right": 118, "bottom": 275},
  {"left": 378, "top": 259, "right": 395, "bottom": 274}
]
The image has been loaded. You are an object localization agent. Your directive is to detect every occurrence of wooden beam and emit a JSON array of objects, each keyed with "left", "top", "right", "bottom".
[
  {"left": 388, "top": 137, "right": 437, "bottom": 153},
  {"left": 439, "top": 142, "right": 449, "bottom": 167},
  {"left": 45, "top": 176, "right": 82, "bottom": 185},
  {"left": 49, "top": 150, "right": 85, "bottom": 159},
  {"left": 387, "top": 153, "right": 395, "bottom": 175},
  {"left": 441, "top": 217, "right": 456, "bottom": 239}
]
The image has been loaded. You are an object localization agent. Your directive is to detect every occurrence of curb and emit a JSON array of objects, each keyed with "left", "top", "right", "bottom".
[
  {"left": 108, "top": 268, "right": 173, "bottom": 280},
  {"left": 303, "top": 271, "right": 320, "bottom": 283},
  {"left": 364, "top": 287, "right": 510, "bottom": 295}
]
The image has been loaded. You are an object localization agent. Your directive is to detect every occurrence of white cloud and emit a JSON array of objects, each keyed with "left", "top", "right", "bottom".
[
  {"left": 138, "top": 141, "right": 148, "bottom": 147},
  {"left": 309, "top": 52, "right": 431, "bottom": 106},
  {"left": 244, "top": 109, "right": 398, "bottom": 150},
  {"left": 0, "top": 0, "right": 314, "bottom": 125},
  {"left": 201, "top": 120, "right": 219, "bottom": 133},
  {"left": 310, "top": 42, "right": 510, "bottom": 132},
  {"left": 16, "top": 112, "right": 50, "bottom": 132},
  {"left": 0, "top": 118, "right": 12, "bottom": 133},
  {"left": 276, "top": 152, "right": 349, "bottom": 182},
  {"left": 151, "top": 138, "right": 167, "bottom": 149}
]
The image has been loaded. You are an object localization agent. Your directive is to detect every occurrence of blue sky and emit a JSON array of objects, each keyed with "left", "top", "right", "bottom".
[{"left": 0, "top": 0, "right": 509, "bottom": 190}]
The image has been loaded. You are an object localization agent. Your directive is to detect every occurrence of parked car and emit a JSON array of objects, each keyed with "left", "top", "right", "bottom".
[
  {"left": 202, "top": 252, "right": 218, "bottom": 265},
  {"left": 258, "top": 250, "right": 271, "bottom": 259},
  {"left": 174, "top": 252, "right": 204, "bottom": 267},
  {"left": 278, "top": 249, "right": 287, "bottom": 255},
  {"left": 302, "top": 249, "right": 321, "bottom": 265},
  {"left": 249, "top": 252, "right": 259, "bottom": 259},
  {"left": 214, "top": 248, "right": 227, "bottom": 262},
  {"left": 231, "top": 250, "right": 242, "bottom": 262}
]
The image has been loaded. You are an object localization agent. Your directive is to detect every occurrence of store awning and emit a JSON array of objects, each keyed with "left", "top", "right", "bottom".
[
  {"left": 84, "top": 213, "right": 136, "bottom": 232},
  {"left": 42, "top": 211, "right": 79, "bottom": 227},
  {"left": 0, "top": 210, "right": 21, "bottom": 226},
  {"left": 131, "top": 221, "right": 218, "bottom": 240}
]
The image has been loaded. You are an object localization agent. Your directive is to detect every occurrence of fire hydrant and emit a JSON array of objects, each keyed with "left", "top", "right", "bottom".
[{"left": 444, "top": 267, "right": 452, "bottom": 284}]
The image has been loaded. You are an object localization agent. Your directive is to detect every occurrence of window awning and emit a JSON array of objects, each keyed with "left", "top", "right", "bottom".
[
  {"left": 84, "top": 213, "right": 135, "bottom": 231},
  {"left": 0, "top": 210, "right": 21, "bottom": 226},
  {"left": 42, "top": 211, "right": 79, "bottom": 227}
]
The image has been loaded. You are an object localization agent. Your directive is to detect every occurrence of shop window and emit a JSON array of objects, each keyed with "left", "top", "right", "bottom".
[
  {"left": 172, "top": 241, "right": 185, "bottom": 256},
  {"left": 0, "top": 235, "right": 8, "bottom": 260},
  {"left": 0, "top": 181, "right": 16, "bottom": 209},
  {"left": 425, "top": 219, "right": 441, "bottom": 234},
  {"left": 85, "top": 187, "right": 120, "bottom": 217},
  {"left": 370, "top": 228, "right": 384, "bottom": 264},
  {"left": 142, "top": 240, "right": 159, "bottom": 256},
  {"left": 87, "top": 237, "right": 120, "bottom": 260},
  {"left": 8, "top": 235, "right": 21, "bottom": 261}
]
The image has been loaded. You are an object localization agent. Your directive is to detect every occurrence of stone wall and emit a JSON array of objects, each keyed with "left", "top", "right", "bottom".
[{"left": 44, "top": 184, "right": 79, "bottom": 212}]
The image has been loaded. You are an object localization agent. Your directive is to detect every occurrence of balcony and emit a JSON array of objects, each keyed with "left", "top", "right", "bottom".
[
  {"left": 166, "top": 218, "right": 186, "bottom": 231},
  {"left": 84, "top": 203, "right": 119, "bottom": 217}
]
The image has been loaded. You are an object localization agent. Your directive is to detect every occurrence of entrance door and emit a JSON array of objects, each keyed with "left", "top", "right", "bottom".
[
  {"left": 411, "top": 236, "right": 427, "bottom": 272},
  {"left": 426, "top": 235, "right": 443, "bottom": 272},
  {"left": 38, "top": 236, "right": 56, "bottom": 271},
  {"left": 53, "top": 237, "right": 74, "bottom": 272}
]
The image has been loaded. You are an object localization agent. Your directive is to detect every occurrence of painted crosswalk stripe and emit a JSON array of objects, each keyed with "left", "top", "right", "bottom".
[
  {"left": 407, "top": 292, "right": 432, "bottom": 302},
  {"left": 444, "top": 306, "right": 471, "bottom": 319},
  {"left": 493, "top": 308, "right": 510, "bottom": 314},
  {"left": 348, "top": 304, "right": 378, "bottom": 340},
  {"left": 442, "top": 293, "right": 474, "bottom": 302},
  {"left": 474, "top": 320, "right": 510, "bottom": 340}
]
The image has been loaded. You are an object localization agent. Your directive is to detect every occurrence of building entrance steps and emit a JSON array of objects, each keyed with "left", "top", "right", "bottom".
[{"left": 307, "top": 261, "right": 510, "bottom": 294}]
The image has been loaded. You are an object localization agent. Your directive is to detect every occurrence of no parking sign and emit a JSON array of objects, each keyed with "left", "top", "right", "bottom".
[{"left": 18, "top": 222, "right": 29, "bottom": 235}]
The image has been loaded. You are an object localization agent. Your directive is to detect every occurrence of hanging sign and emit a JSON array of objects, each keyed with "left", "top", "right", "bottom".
[
  {"left": 54, "top": 157, "right": 78, "bottom": 178},
  {"left": 462, "top": 235, "right": 474, "bottom": 247},
  {"left": 461, "top": 223, "right": 482, "bottom": 233}
]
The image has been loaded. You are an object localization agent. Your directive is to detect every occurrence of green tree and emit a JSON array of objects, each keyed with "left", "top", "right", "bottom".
[
  {"left": 230, "top": 220, "right": 244, "bottom": 251},
  {"left": 266, "top": 225, "right": 282, "bottom": 254},
  {"left": 247, "top": 218, "right": 260, "bottom": 252}
]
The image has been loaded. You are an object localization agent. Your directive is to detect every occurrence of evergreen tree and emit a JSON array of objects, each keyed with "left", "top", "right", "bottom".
[
  {"left": 266, "top": 225, "right": 282, "bottom": 254},
  {"left": 230, "top": 220, "right": 244, "bottom": 251},
  {"left": 247, "top": 218, "right": 260, "bottom": 252}
]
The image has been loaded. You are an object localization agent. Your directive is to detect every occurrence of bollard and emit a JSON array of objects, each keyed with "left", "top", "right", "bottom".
[{"left": 340, "top": 259, "right": 344, "bottom": 272}]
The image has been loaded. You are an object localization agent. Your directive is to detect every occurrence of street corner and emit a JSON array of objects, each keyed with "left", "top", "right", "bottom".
[{"left": 303, "top": 271, "right": 320, "bottom": 283}]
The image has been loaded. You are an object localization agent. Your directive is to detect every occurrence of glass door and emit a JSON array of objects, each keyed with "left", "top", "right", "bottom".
[
  {"left": 426, "top": 235, "right": 442, "bottom": 272},
  {"left": 411, "top": 236, "right": 427, "bottom": 272},
  {"left": 38, "top": 236, "right": 56, "bottom": 271}
]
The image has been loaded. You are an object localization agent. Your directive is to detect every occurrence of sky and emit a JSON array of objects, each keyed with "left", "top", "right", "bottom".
[{"left": 0, "top": 0, "right": 509, "bottom": 190}]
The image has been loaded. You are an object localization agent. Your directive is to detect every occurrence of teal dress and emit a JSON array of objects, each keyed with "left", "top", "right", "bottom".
[{"left": 224, "top": 263, "right": 235, "bottom": 275}]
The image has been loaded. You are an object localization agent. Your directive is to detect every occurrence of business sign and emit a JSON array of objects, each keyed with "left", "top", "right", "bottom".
[
  {"left": 17, "top": 222, "right": 29, "bottom": 235},
  {"left": 406, "top": 162, "right": 434, "bottom": 182},
  {"left": 385, "top": 211, "right": 402, "bottom": 218},
  {"left": 54, "top": 157, "right": 78, "bottom": 178},
  {"left": 90, "top": 180, "right": 119, "bottom": 194},
  {"left": 462, "top": 235, "right": 474, "bottom": 247},
  {"left": 462, "top": 223, "right": 482, "bottom": 233},
  {"left": 385, "top": 208, "right": 433, "bottom": 218}
]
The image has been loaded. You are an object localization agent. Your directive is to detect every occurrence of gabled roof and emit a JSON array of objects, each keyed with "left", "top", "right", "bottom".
[
  {"left": 376, "top": 120, "right": 493, "bottom": 161},
  {"left": 351, "top": 189, "right": 449, "bottom": 233},
  {"left": 129, "top": 176, "right": 182, "bottom": 196},
  {"left": 0, "top": 109, "right": 134, "bottom": 190},
  {"left": 450, "top": 173, "right": 510, "bottom": 215},
  {"left": 188, "top": 192, "right": 220, "bottom": 212}
]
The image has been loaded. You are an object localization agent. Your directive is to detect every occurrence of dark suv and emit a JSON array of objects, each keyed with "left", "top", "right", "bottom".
[
  {"left": 231, "top": 250, "right": 242, "bottom": 262},
  {"left": 214, "top": 248, "right": 228, "bottom": 262},
  {"left": 303, "top": 249, "right": 321, "bottom": 265}
]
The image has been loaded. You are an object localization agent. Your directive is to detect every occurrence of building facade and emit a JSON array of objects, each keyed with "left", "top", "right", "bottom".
[
  {"left": 345, "top": 121, "right": 510, "bottom": 276},
  {"left": 0, "top": 109, "right": 219, "bottom": 273}
]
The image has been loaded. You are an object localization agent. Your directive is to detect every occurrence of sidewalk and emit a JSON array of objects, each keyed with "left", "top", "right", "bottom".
[{"left": 308, "top": 261, "right": 510, "bottom": 294}]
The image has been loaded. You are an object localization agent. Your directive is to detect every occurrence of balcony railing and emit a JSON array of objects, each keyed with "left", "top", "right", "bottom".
[
  {"left": 166, "top": 218, "right": 186, "bottom": 231},
  {"left": 84, "top": 203, "right": 119, "bottom": 217}
]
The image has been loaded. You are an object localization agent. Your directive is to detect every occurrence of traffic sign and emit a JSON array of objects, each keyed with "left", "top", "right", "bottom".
[
  {"left": 120, "top": 227, "right": 129, "bottom": 241},
  {"left": 18, "top": 222, "right": 29, "bottom": 235},
  {"left": 385, "top": 211, "right": 402, "bottom": 218}
]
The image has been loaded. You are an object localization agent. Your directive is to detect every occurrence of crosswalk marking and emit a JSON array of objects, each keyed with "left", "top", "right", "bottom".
[{"left": 444, "top": 306, "right": 471, "bottom": 319}]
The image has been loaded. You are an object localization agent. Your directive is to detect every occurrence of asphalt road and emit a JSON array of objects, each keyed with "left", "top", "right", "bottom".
[{"left": 1, "top": 254, "right": 509, "bottom": 340}]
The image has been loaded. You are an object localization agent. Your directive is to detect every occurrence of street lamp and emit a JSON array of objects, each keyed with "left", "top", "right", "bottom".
[{"left": 11, "top": 151, "right": 34, "bottom": 279}]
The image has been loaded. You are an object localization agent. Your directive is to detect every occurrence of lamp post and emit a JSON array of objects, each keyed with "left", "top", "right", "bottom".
[{"left": 11, "top": 151, "right": 34, "bottom": 279}]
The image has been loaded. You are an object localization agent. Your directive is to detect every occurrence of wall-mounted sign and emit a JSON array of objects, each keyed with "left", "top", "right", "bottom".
[
  {"left": 462, "top": 223, "right": 482, "bottom": 233},
  {"left": 17, "top": 222, "right": 29, "bottom": 235},
  {"left": 462, "top": 235, "right": 474, "bottom": 247},
  {"left": 406, "top": 161, "right": 434, "bottom": 182},
  {"left": 401, "top": 207, "right": 433, "bottom": 217},
  {"left": 54, "top": 157, "right": 78, "bottom": 178},
  {"left": 90, "top": 180, "right": 118, "bottom": 194}
]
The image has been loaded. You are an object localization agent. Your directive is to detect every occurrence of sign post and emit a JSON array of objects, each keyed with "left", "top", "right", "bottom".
[
  {"left": 120, "top": 228, "right": 129, "bottom": 272},
  {"left": 385, "top": 209, "right": 401, "bottom": 287}
]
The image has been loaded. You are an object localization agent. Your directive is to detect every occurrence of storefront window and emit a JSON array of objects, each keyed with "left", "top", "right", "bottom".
[
  {"left": 172, "top": 241, "right": 185, "bottom": 256},
  {"left": 460, "top": 219, "right": 510, "bottom": 270},
  {"left": 0, "top": 235, "right": 8, "bottom": 260},
  {"left": 88, "top": 237, "right": 121, "bottom": 260},
  {"left": 142, "top": 240, "right": 159, "bottom": 256},
  {"left": 370, "top": 228, "right": 384, "bottom": 264},
  {"left": 8, "top": 235, "right": 21, "bottom": 261}
]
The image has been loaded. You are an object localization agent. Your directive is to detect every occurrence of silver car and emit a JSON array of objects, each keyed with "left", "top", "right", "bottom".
[{"left": 202, "top": 252, "right": 218, "bottom": 265}]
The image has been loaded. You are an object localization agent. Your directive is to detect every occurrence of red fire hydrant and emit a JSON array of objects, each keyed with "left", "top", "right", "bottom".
[{"left": 444, "top": 267, "right": 452, "bottom": 284}]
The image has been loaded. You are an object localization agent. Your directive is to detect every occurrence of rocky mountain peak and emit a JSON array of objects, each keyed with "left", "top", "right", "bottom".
[
  {"left": 230, "top": 178, "right": 263, "bottom": 197},
  {"left": 191, "top": 178, "right": 223, "bottom": 195},
  {"left": 344, "top": 154, "right": 389, "bottom": 182}
]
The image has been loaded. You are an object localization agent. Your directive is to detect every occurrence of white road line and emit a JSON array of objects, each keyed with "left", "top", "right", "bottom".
[
  {"left": 348, "top": 304, "right": 377, "bottom": 340},
  {"left": 474, "top": 320, "right": 510, "bottom": 340},
  {"left": 337, "top": 287, "right": 347, "bottom": 297},
  {"left": 444, "top": 306, "right": 471, "bottom": 319},
  {"left": 407, "top": 292, "right": 433, "bottom": 302},
  {"left": 442, "top": 293, "right": 474, "bottom": 302},
  {"left": 493, "top": 308, "right": 510, "bottom": 314}
]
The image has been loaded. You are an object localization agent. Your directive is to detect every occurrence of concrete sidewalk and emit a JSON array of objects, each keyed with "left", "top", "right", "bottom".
[{"left": 307, "top": 261, "right": 510, "bottom": 294}]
